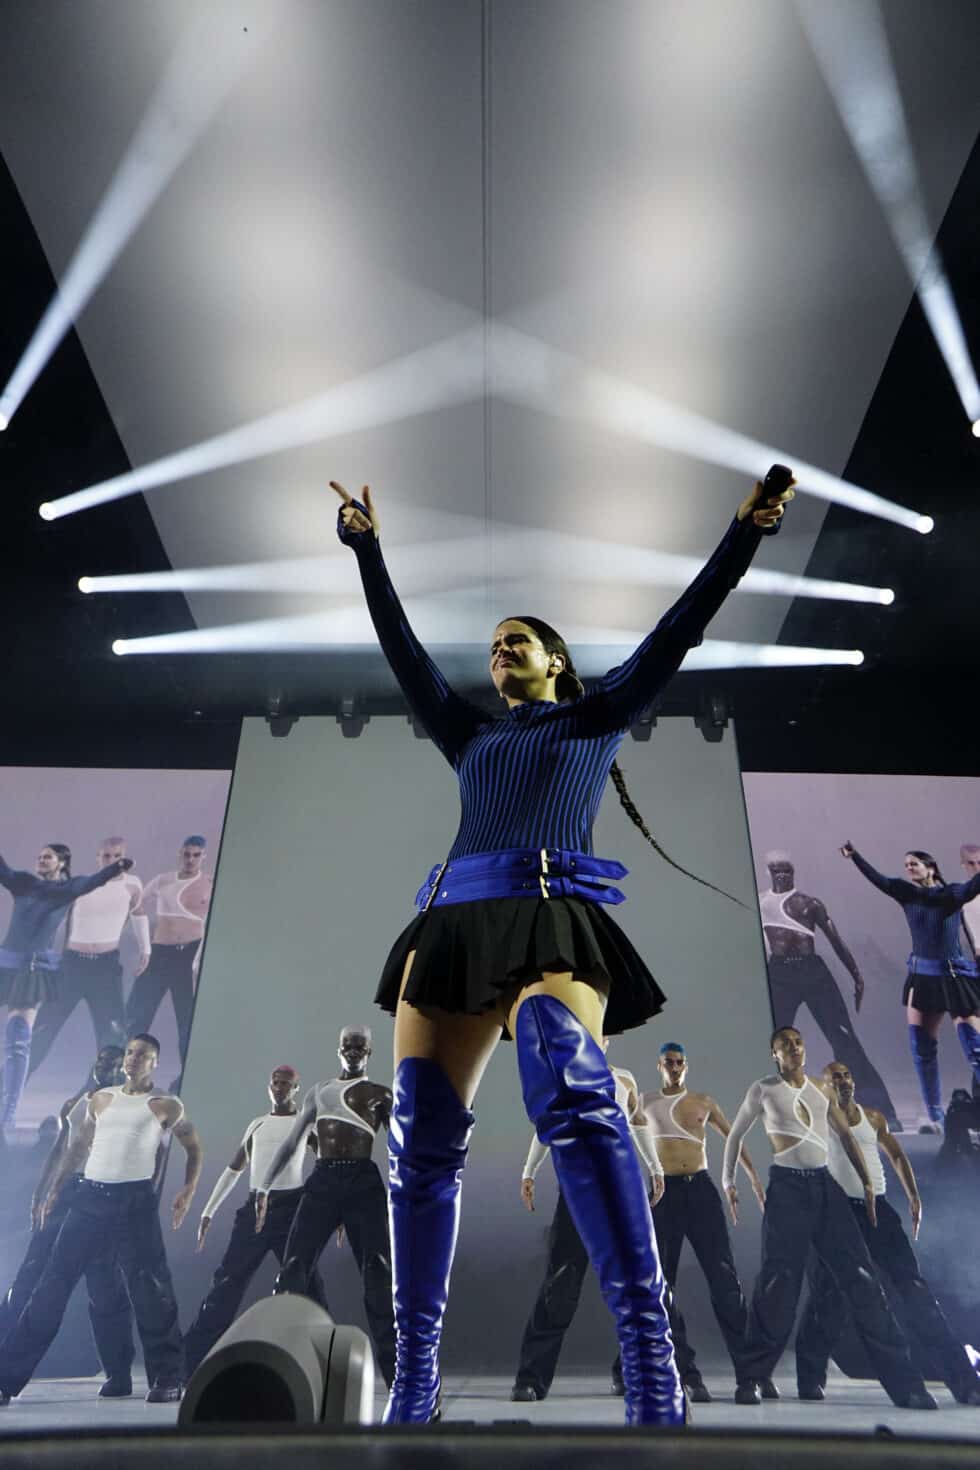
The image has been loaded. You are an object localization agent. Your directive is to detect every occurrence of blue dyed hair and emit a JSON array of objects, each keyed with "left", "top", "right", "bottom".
[
  {"left": 659, "top": 1042, "right": 686, "bottom": 1056},
  {"left": 182, "top": 835, "right": 207, "bottom": 848}
]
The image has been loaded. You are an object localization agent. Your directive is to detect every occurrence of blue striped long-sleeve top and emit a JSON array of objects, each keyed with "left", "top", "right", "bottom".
[
  {"left": 850, "top": 850, "right": 980, "bottom": 964},
  {"left": 341, "top": 511, "right": 769, "bottom": 861},
  {"left": 0, "top": 858, "right": 126, "bottom": 957}
]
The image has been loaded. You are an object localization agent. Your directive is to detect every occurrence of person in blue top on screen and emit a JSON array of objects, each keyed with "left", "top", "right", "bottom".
[
  {"left": 0, "top": 844, "right": 133, "bottom": 1133},
  {"left": 332, "top": 471, "right": 793, "bottom": 1426},
  {"left": 841, "top": 841, "right": 980, "bottom": 1132}
]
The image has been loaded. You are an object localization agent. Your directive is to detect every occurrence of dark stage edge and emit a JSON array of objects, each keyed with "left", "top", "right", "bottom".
[{"left": 1, "top": 1374, "right": 980, "bottom": 1466}]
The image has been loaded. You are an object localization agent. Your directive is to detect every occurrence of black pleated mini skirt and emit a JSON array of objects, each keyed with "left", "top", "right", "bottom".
[
  {"left": 0, "top": 965, "right": 59, "bottom": 1010},
  {"left": 902, "top": 968, "right": 980, "bottom": 1018},
  {"left": 374, "top": 896, "right": 667, "bottom": 1037}
]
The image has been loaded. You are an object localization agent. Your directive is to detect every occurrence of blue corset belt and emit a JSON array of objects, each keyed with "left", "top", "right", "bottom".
[
  {"left": 414, "top": 848, "right": 628, "bottom": 911},
  {"left": 907, "top": 953, "right": 979, "bottom": 979}
]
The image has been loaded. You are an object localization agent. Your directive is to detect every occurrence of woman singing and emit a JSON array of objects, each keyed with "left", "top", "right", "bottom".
[
  {"left": 0, "top": 844, "right": 133, "bottom": 1131},
  {"left": 333, "top": 474, "right": 792, "bottom": 1424},
  {"left": 841, "top": 842, "right": 980, "bottom": 1131}
]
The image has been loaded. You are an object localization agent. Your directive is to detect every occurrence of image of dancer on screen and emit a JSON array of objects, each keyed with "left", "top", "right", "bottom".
[
  {"left": 0, "top": 1033, "right": 200, "bottom": 1407},
  {"left": 331, "top": 469, "right": 793, "bottom": 1425},
  {"left": 841, "top": 842, "right": 980, "bottom": 1130},
  {"left": 0, "top": 844, "right": 134, "bottom": 1132},
  {"left": 795, "top": 1061, "right": 980, "bottom": 1405},
  {"left": 0, "top": 1044, "right": 135, "bottom": 1396},
  {"left": 126, "top": 837, "right": 212, "bottom": 1073},
  {"left": 760, "top": 852, "right": 899, "bottom": 1127},
  {"left": 254, "top": 1025, "right": 396, "bottom": 1388},
  {"left": 723, "top": 1026, "right": 932, "bottom": 1409},
  {"left": 27, "top": 837, "right": 147, "bottom": 1084},
  {"left": 184, "top": 1063, "right": 327, "bottom": 1376},
  {"left": 639, "top": 1042, "right": 768, "bottom": 1404},
  {"left": 959, "top": 844, "right": 980, "bottom": 961},
  {"left": 510, "top": 1047, "right": 663, "bottom": 1402}
]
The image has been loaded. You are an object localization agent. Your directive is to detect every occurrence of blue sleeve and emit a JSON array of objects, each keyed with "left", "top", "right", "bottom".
[
  {"left": 0, "top": 858, "right": 37, "bottom": 897},
  {"left": 940, "top": 874, "right": 980, "bottom": 910},
  {"left": 339, "top": 512, "right": 486, "bottom": 767},
  {"left": 61, "top": 863, "right": 127, "bottom": 902},
  {"left": 593, "top": 514, "right": 769, "bottom": 731},
  {"left": 850, "top": 851, "right": 913, "bottom": 902}
]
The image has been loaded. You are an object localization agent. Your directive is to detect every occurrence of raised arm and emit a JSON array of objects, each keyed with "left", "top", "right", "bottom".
[
  {"left": 61, "top": 858, "right": 133, "bottom": 902},
  {"left": 595, "top": 482, "right": 789, "bottom": 730},
  {"left": 0, "top": 857, "right": 37, "bottom": 897},
  {"left": 721, "top": 1080, "right": 764, "bottom": 1203},
  {"left": 841, "top": 844, "right": 911, "bottom": 902},
  {"left": 333, "top": 483, "right": 484, "bottom": 766}
]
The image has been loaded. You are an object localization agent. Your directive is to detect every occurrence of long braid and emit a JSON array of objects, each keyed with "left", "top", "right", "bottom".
[
  {"left": 511, "top": 615, "right": 748, "bottom": 909},
  {"left": 607, "top": 761, "right": 748, "bottom": 908}
]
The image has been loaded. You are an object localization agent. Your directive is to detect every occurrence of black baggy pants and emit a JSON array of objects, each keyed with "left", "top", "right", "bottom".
[
  {"left": 274, "top": 1159, "right": 395, "bottom": 1386},
  {"left": 650, "top": 1171, "right": 752, "bottom": 1385},
  {"left": 28, "top": 951, "right": 126, "bottom": 1078},
  {"left": 514, "top": 1188, "right": 619, "bottom": 1396},
  {"left": 125, "top": 944, "right": 196, "bottom": 1066},
  {"left": 0, "top": 1176, "right": 134, "bottom": 1379},
  {"left": 0, "top": 1179, "right": 183, "bottom": 1396},
  {"left": 796, "top": 1194, "right": 978, "bottom": 1398},
  {"left": 742, "top": 1166, "right": 921, "bottom": 1403},
  {"left": 183, "top": 1188, "right": 329, "bottom": 1375},
  {"left": 768, "top": 955, "right": 898, "bottom": 1124}
]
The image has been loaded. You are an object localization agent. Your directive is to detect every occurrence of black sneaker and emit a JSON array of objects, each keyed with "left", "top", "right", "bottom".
[
  {"left": 798, "top": 1383, "right": 825, "bottom": 1401},
  {"left": 510, "top": 1384, "right": 542, "bottom": 1402},
  {"left": 99, "top": 1375, "right": 133, "bottom": 1398},
  {"left": 684, "top": 1377, "right": 712, "bottom": 1403},
  {"left": 0, "top": 1390, "right": 10, "bottom": 1407},
  {"left": 896, "top": 1388, "right": 938, "bottom": 1410},
  {"left": 145, "top": 1380, "right": 183, "bottom": 1404},
  {"left": 734, "top": 1382, "right": 761, "bottom": 1405},
  {"left": 950, "top": 1380, "right": 980, "bottom": 1407},
  {"left": 610, "top": 1368, "right": 625, "bottom": 1398},
  {"left": 760, "top": 1378, "right": 780, "bottom": 1400}
]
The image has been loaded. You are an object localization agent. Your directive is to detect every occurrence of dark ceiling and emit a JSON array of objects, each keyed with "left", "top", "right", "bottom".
[{"left": 1, "top": 125, "right": 978, "bottom": 776}]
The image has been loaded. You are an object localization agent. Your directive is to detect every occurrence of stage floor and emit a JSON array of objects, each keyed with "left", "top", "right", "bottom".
[{"left": 1, "top": 1372, "right": 979, "bottom": 1440}]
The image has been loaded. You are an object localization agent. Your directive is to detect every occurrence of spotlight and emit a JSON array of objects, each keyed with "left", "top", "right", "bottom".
[
  {"left": 78, "top": 576, "right": 94, "bottom": 594},
  {"left": 265, "top": 693, "right": 298, "bottom": 740},
  {"left": 915, "top": 516, "right": 934, "bottom": 535},
  {"left": 880, "top": 589, "right": 895, "bottom": 606},
  {"left": 695, "top": 691, "right": 729, "bottom": 744},
  {"left": 38, "top": 503, "right": 55, "bottom": 521},
  {"left": 0, "top": 411, "right": 8, "bottom": 432},
  {"left": 972, "top": 421, "right": 980, "bottom": 439},
  {"left": 111, "top": 639, "right": 125, "bottom": 656},
  {"left": 337, "top": 694, "right": 368, "bottom": 740}
]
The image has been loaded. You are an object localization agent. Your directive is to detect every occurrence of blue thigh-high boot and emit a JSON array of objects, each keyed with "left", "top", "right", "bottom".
[
  {"left": 1, "top": 1015, "right": 33, "bottom": 1129},
  {"left": 515, "top": 996, "right": 685, "bottom": 1426},
  {"left": 908, "top": 1025, "right": 942, "bottom": 1122},
  {"left": 955, "top": 1021, "right": 980, "bottom": 1087},
  {"left": 383, "top": 1057, "right": 474, "bottom": 1424}
]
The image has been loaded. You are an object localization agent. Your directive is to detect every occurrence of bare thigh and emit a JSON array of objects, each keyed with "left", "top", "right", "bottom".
[
  {"left": 393, "top": 951, "right": 610, "bottom": 1109},
  {"left": 906, "top": 1005, "right": 943, "bottom": 1036}
]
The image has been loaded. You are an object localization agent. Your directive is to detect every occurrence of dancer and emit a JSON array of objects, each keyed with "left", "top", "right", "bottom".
[
  {"left": 126, "top": 837, "right": 212, "bottom": 1071},
  {"left": 332, "top": 469, "right": 793, "bottom": 1425},
  {"left": 183, "top": 1064, "right": 327, "bottom": 1375},
  {"left": 795, "top": 1061, "right": 980, "bottom": 1404},
  {"left": 841, "top": 842, "right": 980, "bottom": 1129},
  {"left": 0, "top": 844, "right": 134, "bottom": 1131},
  {"left": 641, "top": 1042, "right": 768, "bottom": 1403},
  {"left": 760, "top": 852, "right": 899, "bottom": 1126},
  {"left": 511, "top": 1047, "right": 663, "bottom": 1402},
  {"left": 27, "top": 837, "right": 146, "bottom": 1082},
  {"left": 723, "top": 1026, "right": 933, "bottom": 1408},
  {"left": 0, "top": 1045, "right": 135, "bottom": 1396},
  {"left": 0, "top": 1034, "right": 199, "bottom": 1406},
  {"left": 255, "top": 1025, "right": 396, "bottom": 1387}
]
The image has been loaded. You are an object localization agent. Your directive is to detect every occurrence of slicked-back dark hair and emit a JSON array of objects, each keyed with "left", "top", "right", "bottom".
[
  {"left": 907, "top": 849, "right": 944, "bottom": 885},
  {"left": 46, "top": 842, "right": 72, "bottom": 878},
  {"left": 505, "top": 615, "right": 745, "bottom": 906}
]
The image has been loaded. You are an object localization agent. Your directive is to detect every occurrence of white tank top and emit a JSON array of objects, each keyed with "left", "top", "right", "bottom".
[
  {"left": 315, "top": 1078, "right": 375, "bottom": 1137},
  {"left": 645, "top": 1090, "right": 708, "bottom": 1170},
  {"left": 963, "top": 893, "right": 980, "bottom": 951},
  {"left": 828, "top": 1106, "right": 887, "bottom": 1199},
  {"left": 759, "top": 889, "right": 812, "bottom": 956},
  {"left": 84, "top": 1086, "right": 180, "bottom": 1183},
  {"left": 242, "top": 1113, "right": 307, "bottom": 1191},
  {"left": 69, "top": 875, "right": 141, "bottom": 946},
  {"left": 149, "top": 872, "right": 207, "bottom": 922}
]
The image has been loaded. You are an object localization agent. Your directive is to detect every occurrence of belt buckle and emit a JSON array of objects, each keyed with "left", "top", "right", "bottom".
[
  {"left": 539, "top": 848, "right": 550, "bottom": 900},
  {"left": 422, "top": 861, "right": 448, "bottom": 912}
]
